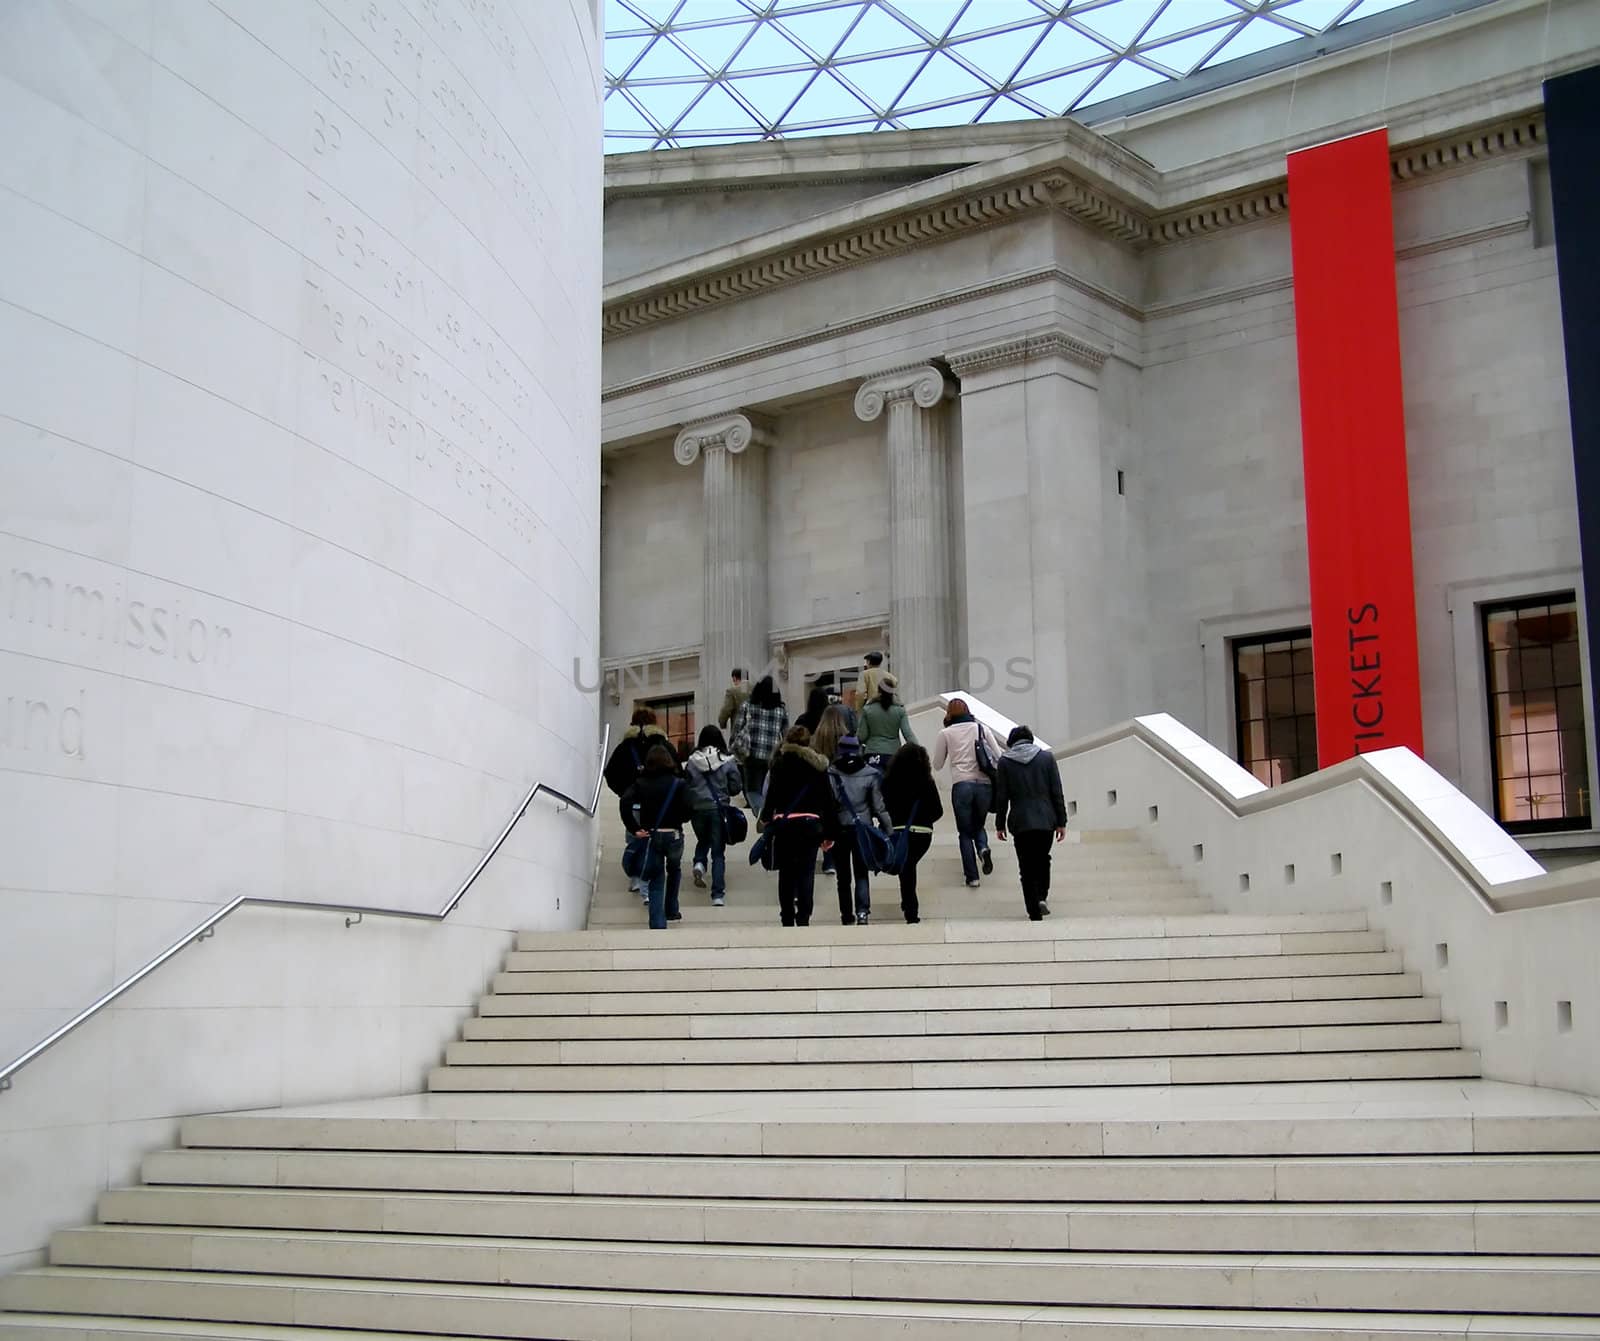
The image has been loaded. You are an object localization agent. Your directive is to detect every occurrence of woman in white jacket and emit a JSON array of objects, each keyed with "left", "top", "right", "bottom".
[
  {"left": 685, "top": 725, "right": 743, "bottom": 907},
  {"left": 931, "top": 698, "right": 1007, "bottom": 888}
]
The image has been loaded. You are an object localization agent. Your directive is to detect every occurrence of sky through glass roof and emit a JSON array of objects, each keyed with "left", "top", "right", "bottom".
[{"left": 603, "top": 0, "right": 1468, "bottom": 153}]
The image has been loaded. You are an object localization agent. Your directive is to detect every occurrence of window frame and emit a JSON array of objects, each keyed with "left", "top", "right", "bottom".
[
  {"left": 1447, "top": 570, "right": 1597, "bottom": 841},
  {"left": 1480, "top": 591, "right": 1591, "bottom": 834},
  {"left": 1230, "top": 626, "right": 1318, "bottom": 787}
]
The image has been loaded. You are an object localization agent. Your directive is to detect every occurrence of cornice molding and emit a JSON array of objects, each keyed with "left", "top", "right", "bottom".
[
  {"left": 854, "top": 364, "right": 950, "bottom": 421},
  {"left": 947, "top": 330, "right": 1108, "bottom": 378},
  {"left": 602, "top": 110, "right": 1546, "bottom": 344},
  {"left": 672, "top": 411, "right": 773, "bottom": 466},
  {"left": 605, "top": 177, "right": 1060, "bottom": 340}
]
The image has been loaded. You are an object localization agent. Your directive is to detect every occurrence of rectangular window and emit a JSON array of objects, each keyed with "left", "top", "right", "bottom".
[
  {"left": 637, "top": 694, "right": 695, "bottom": 761},
  {"left": 1233, "top": 629, "right": 1317, "bottom": 786},
  {"left": 1483, "top": 594, "right": 1590, "bottom": 832}
]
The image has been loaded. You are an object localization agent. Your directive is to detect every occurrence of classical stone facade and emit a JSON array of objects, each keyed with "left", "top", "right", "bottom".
[{"left": 599, "top": 0, "right": 1600, "bottom": 850}]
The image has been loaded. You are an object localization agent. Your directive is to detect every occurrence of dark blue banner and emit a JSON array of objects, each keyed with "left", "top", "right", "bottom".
[{"left": 1545, "top": 65, "right": 1600, "bottom": 740}]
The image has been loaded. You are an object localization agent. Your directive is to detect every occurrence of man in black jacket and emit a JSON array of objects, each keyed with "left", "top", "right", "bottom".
[
  {"left": 993, "top": 726, "right": 1066, "bottom": 921},
  {"left": 618, "top": 745, "right": 694, "bottom": 929}
]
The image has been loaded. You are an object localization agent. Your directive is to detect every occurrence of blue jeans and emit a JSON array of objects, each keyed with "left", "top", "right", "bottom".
[
  {"left": 834, "top": 841, "right": 872, "bottom": 923},
  {"left": 690, "top": 807, "right": 725, "bottom": 898},
  {"left": 951, "top": 780, "right": 993, "bottom": 883},
  {"left": 642, "top": 832, "right": 683, "bottom": 929}
]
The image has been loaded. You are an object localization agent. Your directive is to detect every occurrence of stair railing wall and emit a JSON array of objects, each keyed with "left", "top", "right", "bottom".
[
  {"left": 0, "top": 727, "right": 607, "bottom": 1276},
  {"left": 1053, "top": 711, "right": 1600, "bottom": 1098}
]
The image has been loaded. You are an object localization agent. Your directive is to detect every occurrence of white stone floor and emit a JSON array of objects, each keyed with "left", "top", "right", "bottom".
[{"left": 221, "top": 1078, "right": 1600, "bottom": 1126}]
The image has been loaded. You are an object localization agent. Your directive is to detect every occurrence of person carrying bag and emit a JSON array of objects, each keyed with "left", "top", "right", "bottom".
[
  {"left": 757, "top": 726, "right": 837, "bottom": 927},
  {"left": 882, "top": 744, "right": 944, "bottom": 924},
  {"left": 826, "top": 735, "right": 892, "bottom": 926},
  {"left": 618, "top": 745, "right": 694, "bottom": 930},
  {"left": 685, "top": 726, "right": 745, "bottom": 908}
]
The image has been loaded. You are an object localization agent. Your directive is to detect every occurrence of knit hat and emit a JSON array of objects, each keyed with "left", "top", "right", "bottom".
[{"left": 837, "top": 735, "right": 863, "bottom": 755}]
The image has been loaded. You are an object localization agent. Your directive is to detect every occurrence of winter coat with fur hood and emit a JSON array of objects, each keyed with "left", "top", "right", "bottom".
[
  {"left": 758, "top": 743, "right": 839, "bottom": 839},
  {"left": 685, "top": 746, "right": 742, "bottom": 811},
  {"left": 604, "top": 725, "right": 677, "bottom": 796}
]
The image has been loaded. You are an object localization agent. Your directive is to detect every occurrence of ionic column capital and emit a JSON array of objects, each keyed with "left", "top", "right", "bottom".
[
  {"left": 673, "top": 411, "right": 772, "bottom": 466},
  {"left": 853, "top": 364, "right": 951, "bottom": 423}
]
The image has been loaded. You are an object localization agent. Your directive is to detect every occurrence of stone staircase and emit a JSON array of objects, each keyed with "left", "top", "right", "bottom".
[{"left": 4, "top": 832, "right": 1600, "bottom": 1336}]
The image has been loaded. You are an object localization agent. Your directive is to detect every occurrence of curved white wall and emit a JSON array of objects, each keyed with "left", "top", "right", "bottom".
[{"left": 0, "top": 0, "right": 600, "bottom": 1270}]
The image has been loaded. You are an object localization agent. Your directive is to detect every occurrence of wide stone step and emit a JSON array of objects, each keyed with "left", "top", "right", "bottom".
[
  {"left": 427, "top": 1048, "right": 1480, "bottom": 1092},
  {"left": 7, "top": 1247, "right": 1599, "bottom": 1318},
  {"left": 9, "top": 1300, "right": 1600, "bottom": 1341},
  {"left": 461, "top": 994, "right": 1443, "bottom": 1041},
  {"left": 490, "top": 934, "right": 1389, "bottom": 996},
  {"left": 82, "top": 1191, "right": 1600, "bottom": 1254},
  {"left": 479, "top": 960, "right": 1417, "bottom": 1017},
  {"left": 443, "top": 1022, "right": 1463, "bottom": 1068},
  {"left": 524, "top": 916, "right": 1270, "bottom": 950},
  {"left": 585, "top": 896, "right": 1211, "bottom": 924},
  {"left": 136, "top": 1148, "right": 1600, "bottom": 1202},
  {"left": 503, "top": 913, "right": 1370, "bottom": 972}
]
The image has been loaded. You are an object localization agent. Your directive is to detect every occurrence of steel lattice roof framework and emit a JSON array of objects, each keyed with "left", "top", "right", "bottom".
[{"left": 603, "top": 0, "right": 1477, "bottom": 153}]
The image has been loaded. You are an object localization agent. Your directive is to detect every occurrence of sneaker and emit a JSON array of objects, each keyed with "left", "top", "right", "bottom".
[
  {"left": 965, "top": 879, "right": 981, "bottom": 888},
  {"left": 1039, "top": 903, "right": 1052, "bottom": 916},
  {"left": 711, "top": 894, "right": 725, "bottom": 907},
  {"left": 627, "top": 880, "right": 641, "bottom": 893},
  {"left": 857, "top": 910, "right": 870, "bottom": 925},
  {"left": 692, "top": 865, "right": 706, "bottom": 888},
  {"left": 981, "top": 849, "right": 994, "bottom": 876},
  {"left": 904, "top": 916, "right": 920, "bottom": 924},
  {"left": 666, "top": 911, "right": 682, "bottom": 922}
]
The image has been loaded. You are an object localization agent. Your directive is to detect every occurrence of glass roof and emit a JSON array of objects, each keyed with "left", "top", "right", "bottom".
[{"left": 603, "top": 0, "right": 1455, "bottom": 153}]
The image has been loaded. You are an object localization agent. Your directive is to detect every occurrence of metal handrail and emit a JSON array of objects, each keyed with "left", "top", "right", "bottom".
[{"left": 0, "top": 724, "right": 611, "bottom": 1094}]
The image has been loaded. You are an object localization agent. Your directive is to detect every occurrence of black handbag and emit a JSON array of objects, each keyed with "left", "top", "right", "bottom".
[
  {"left": 621, "top": 780, "right": 681, "bottom": 880},
  {"left": 721, "top": 803, "right": 749, "bottom": 846},
  {"left": 973, "top": 725, "right": 999, "bottom": 783}
]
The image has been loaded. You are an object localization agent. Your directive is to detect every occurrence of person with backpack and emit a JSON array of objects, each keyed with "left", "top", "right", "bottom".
[
  {"left": 993, "top": 725, "right": 1068, "bottom": 922},
  {"left": 732, "top": 675, "right": 788, "bottom": 810},
  {"left": 931, "top": 697, "right": 1006, "bottom": 889},
  {"left": 685, "top": 725, "right": 743, "bottom": 908},
  {"left": 617, "top": 744, "right": 694, "bottom": 929},
  {"left": 857, "top": 673, "right": 917, "bottom": 772},
  {"left": 757, "top": 725, "right": 836, "bottom": 927},
  {"left": 882, "top": 744, "right": 944, "bottom": 924},
  {"left": 827, "top": 735, "right": 892, "bottom": 925},
  {"left": 605, "top": 706, "right": 680, "bottom": 895}
]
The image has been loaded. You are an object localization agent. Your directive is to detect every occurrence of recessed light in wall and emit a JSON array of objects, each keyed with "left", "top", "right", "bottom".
[
  {"left": 1193, "top": 843, "right": 1204, "bottom": 862},
  {"left": 1116, "top": 469, "right": 1125, "bottom": 495},
  {"left": 1147, "top": 804, "right": 1159, "bottom": 823},
  {"left": 1380, "top": 881, "right": 1394, "bottom": 906},
  {"left": 1283, "top": 863, "right": 1296, "bottom": 886},
  {"left": 1435, "top": 942, "right": 1450, "bottom": 969},
  {"left": 1558, "top": 1000, "right": 1574, "bottom": 1034},
  {"left": 1330, "top": 852, "right": 1342, "bottom": 876},
  {"left": 1494, "top": 1001, "right": 1509, "bottom": 1031},
  {"left": 1106, "top": 789, "right": 1118, "bottom": 807},
  {"left": 1239, "top": 873, "right": 1251, "bottom": 893}
]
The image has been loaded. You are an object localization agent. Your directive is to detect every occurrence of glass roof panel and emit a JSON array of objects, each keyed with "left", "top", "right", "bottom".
[{"left": 605, "top": 0, "right": 1490, "bottom": 151}]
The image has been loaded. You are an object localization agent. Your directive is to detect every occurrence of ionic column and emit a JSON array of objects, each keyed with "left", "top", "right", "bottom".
[
  {"left": 854, "top": 365, "right": 954, "bottom": 704},
  {"left": 674, "top": 412, "right": 771, "bottom": 730}
]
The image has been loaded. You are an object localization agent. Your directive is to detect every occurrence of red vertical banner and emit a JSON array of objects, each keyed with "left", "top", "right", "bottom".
[{"left": 1288, "top": 128, "right": 1424, "bottom": 765}]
